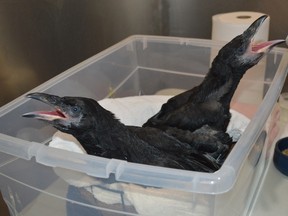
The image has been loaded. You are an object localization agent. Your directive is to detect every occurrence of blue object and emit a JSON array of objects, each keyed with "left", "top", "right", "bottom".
[{"left": 273, "top": 137, "right": 288, "bottom": 176}]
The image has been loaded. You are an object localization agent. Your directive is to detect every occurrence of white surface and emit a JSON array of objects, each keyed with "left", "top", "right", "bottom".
[
  {"left": 250, "top": 123, "right": 288, "bottom": 216},
  {"left": 251, "top": 160, "right": 288, "bottom": 216}
]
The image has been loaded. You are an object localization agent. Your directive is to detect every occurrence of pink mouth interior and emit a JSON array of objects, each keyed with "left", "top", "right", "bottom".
[
  {"left": 38, "top": 110, "right": 66, "bottom": 118},
  {"left": 251, "top": 39, "right": 284, "bottom": 53},
  {"left": 252, "top": 41, "right": 273, "bottom": 52}
]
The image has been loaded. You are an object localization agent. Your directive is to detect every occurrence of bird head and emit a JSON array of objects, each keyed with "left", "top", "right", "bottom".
[
  {"left": 22, "top": 92, "right": 103, "bottom": 134},
  {"left": 214, "top": 15, "right": 285, "bottom": 70}
]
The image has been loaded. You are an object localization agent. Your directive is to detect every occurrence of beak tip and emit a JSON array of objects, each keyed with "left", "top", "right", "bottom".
[
  {"left": 22, "top": 113, "right": 35, "bottom": 118},
  {"left": 26, "top": 94, "right": 33, "bottom": 99},
  {"left": 261, "top": 14, "right": 268, "bottom": 19},
  {"left": 25, "top": 93, "right": 39, "bottom": 100},
  {"left": 26, "top": 92, "right": 42, "bottom": 98},
  {"left": 257, "top": 14, "right": 268, "bottom": 27},
  {"left": 272, "top": 39, "right": 286, "bottom": 48},
  {"left": 259, "top": 14, "right": 268, "bottom": 23}
]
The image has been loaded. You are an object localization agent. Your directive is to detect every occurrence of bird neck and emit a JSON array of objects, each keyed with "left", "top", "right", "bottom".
[
  {"left": 198, "top": 60, "right": 246, "bottom": 106},
  {"left": 71, "top": 108, "right": 130, "bottom": 157}
]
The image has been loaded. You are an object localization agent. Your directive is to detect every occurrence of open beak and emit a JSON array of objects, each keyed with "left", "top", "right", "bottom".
[
  {"left": 251, "top": 39, "right": 285, "bottom": 53},
  {"left": 245, "top": 15, "right": 285, "bottom": 53},
  {"left": 22, "top": 92, "right": 67, "bottom": 121}
]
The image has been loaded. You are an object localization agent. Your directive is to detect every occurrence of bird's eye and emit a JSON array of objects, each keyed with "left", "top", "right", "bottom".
[
  {"left": 72, "top": 106, "right": 81, "bottom": 113},
  {"left": 238, "top": 46, "right": 246, "bottom": 54}
]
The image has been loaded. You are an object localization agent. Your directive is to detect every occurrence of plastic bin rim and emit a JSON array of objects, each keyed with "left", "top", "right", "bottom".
[
  {"left": 0, "top": 35, "right": 287, "bottom": 194},
  {"left": 0, "top": 132, "right": 237, "bottom": 194}
]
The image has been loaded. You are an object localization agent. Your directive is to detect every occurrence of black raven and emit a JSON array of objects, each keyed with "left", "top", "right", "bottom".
[
  {"left": 23, "top": 92, "right": 224, "bottom": 172},
  {"left": 143, "top": 15, "right": 285, "bottom": 132}
]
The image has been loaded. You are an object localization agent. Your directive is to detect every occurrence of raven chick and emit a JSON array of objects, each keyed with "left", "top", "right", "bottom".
[
  {"left": 143, "top": 15, "right": 285, "bottom": 132},
  {"left": 23, "top": 92, "right": 225, "bottom": 172}
]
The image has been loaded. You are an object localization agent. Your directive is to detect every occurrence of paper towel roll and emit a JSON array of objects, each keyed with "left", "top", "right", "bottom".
[
  {"left": 211, "top": 12, "right": 270, "bottom": 106},
  {"left": 212, "top": 11, "right": 270, "bottom": 42}
]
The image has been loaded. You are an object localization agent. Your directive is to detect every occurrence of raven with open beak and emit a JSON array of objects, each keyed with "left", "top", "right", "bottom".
[
  {"left": 23, "top": 92, "right": 225, "bottom": 172},
  {"left": 143, "top": 15, "right": 285, "bottom": 133}
]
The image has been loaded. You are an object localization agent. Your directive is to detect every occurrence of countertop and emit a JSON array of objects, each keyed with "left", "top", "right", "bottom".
[{"left": 250, "top": 123, "right": 288, "bottom": 216}]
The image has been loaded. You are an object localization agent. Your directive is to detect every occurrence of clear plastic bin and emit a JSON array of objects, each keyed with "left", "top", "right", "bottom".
[{"left": 0, "top": 35, "right": 287, "bottom": 216}]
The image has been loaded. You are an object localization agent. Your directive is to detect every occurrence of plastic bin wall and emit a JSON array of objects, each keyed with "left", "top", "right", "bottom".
[{"left": 0, "top": 36, "right": 287, "bottom": 216}]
